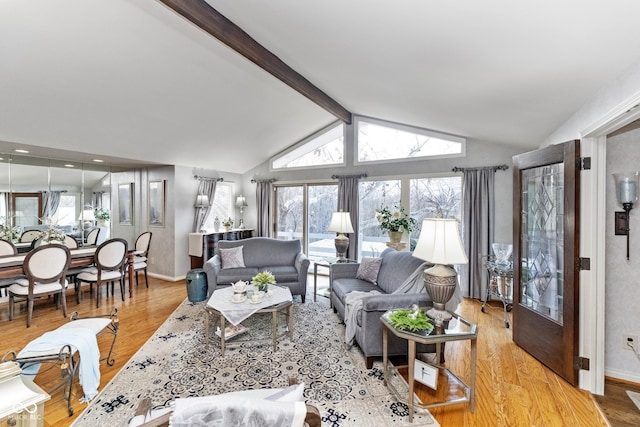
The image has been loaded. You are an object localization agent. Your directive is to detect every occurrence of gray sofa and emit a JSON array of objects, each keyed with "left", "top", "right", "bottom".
[
  {"left": 203, "top": 237, "right": 310, "bottom": 302},
  {"left": 330, "top": 248, "right": 437, "bottom": 368}
]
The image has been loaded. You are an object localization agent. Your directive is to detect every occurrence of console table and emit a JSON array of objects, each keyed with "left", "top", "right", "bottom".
[{"left": 189, "top": 229, "right": 253, "bottom": 268}]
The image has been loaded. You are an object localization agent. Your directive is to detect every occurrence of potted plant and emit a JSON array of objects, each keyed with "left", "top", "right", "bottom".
[
  {"left": 375, "top": 205, "right": 417, "bottom": 243},
  {"left": 222, "top": 217, "right": 233, "bottom": 231},
  {"left": 252, "top": 271, "right": 276, "bottom": 292},
  {"left": 95, "top": 208, "right": 110, "bottom": 226}
]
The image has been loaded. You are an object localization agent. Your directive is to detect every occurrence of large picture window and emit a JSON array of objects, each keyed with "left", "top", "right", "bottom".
[
  {"left": 356, "top": 117, "right": 465, "bottom": 164},
  {"left": 203, "top": 182, "right": 234, "bottom": 229}
]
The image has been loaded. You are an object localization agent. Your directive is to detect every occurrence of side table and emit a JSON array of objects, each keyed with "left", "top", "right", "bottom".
[
  {"left": 381, "top": 310, "right": 478, "bottom": 422},
  {"left": 313, "top": 258, "right": 357, "bottom": 302}
]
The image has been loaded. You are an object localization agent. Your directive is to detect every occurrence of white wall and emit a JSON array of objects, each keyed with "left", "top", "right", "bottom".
[{"left": 604, "top": 125, "right": 640, "bottom": 382}]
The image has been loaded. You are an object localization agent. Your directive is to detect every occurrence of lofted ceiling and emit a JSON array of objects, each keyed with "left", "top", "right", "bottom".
[{"left": 2, "top": 1, "right": 640, "bottom": 173}]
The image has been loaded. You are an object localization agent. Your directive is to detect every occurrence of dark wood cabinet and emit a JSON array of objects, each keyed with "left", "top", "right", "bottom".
[{"left": 189, "top": 229, "right": 253, "bottom": 268}]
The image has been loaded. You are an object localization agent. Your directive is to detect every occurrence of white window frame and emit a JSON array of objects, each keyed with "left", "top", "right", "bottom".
[
  {"left": 354, "top": 116, "right": 466, "bottom": 166},
  {"left": 270, "top": 121, "right": 346, "bottom": 171}
]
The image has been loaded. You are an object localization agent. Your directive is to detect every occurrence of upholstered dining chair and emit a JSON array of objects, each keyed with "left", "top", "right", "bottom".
[
  {"left": 19, "top": 229, "right": 41, "bottom": 243},
  {"left": 7, "top": 244, "right": 71, "bottom": 327},
  {"left": 0, "top": 238, "right": 19, "bottom": 297},
  {"left": 131, "top": 232, "right": 152, "bottom": 288},
  {"left": 75, "top": 238, "right": 128, "bottom": 308},
  {"left": 85, "top": 228, "right": 100, "bottom": 246}
]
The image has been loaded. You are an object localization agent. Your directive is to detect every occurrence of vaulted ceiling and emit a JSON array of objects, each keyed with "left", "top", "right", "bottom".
[{"left": 2, "top": 1, "right": 640, "bottom": 173}]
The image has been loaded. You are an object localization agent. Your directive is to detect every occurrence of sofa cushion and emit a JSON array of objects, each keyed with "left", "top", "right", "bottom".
[
  {"left": 332, "top": 278, "right": 380, "bottom": 303},
  {"left": 216, "top": 267, "right": 260, "bottom": 285},
  {"left": 376, "top": 249, "right": 427, "bottom": 294},
  {"left": 355, "top": 257, "right": 382, "bottom": 284},
  {"left": 219, "top": 246, "right": 245, "bottom": 269},
  {"left": 264, "top": 266, "right": 299, "bottom": 283}
]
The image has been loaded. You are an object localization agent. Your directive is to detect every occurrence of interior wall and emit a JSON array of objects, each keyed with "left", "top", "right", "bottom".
[{"left": 604, "top": 123, "right": 640, "bottom": 382}]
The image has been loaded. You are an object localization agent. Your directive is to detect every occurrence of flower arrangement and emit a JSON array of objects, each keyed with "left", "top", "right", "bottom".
[
  {"left": 37, "top": 225, "right": 66, "bottom": 243},
  {"left": 252, "top": 271, "right": 276, "bottom": 292},
  {"left": 0, "top": 217, "right": 20, "bottom": 242},
  {"left": 95, "top": 208, "right": 110, "bottom": 221},
  {"left": 222, "top": 217, "right": 233, "bottom": 228},
  {"left": 375, "top": 205, "right": 417, "bottom": 233},
  {"left": 388, "top": 305, "right": 433, "bottom": 332}
]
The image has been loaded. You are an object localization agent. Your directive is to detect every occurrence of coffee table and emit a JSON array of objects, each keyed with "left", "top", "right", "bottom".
[{"left": 204, "top": 285, "right": 294, "bottom": 355}]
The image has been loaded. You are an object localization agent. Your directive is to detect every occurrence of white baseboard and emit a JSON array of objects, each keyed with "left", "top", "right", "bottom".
[
  {"left": 605, "top": 367, "right": 640, "bottom": 385},
  {"left": 147, "top": 272, "right": 185, "bottom": 282}
]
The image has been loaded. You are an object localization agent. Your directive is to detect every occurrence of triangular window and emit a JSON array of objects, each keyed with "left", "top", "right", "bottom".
[{"left": 272, "top": 122, "right": 344, "bottom": 170}]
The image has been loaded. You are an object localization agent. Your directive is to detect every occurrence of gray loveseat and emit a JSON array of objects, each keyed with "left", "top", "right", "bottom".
[
  {"left": 203, "top": 237, "right": 310, "bottom": 302},
  {"left": 330, "top": 248, "right": 437, "bottom": 368}
]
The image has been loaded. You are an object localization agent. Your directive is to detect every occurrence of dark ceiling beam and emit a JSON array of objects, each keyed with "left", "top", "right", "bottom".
[{"left": 157, "top": 0, "right": 352, "bottom": 124}]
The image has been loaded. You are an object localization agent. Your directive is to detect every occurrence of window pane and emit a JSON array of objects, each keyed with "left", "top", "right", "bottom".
[
  {"left": 308, "top": 184, "right": 338, "bottom": 261},
  {"left": 358, "top": 180, "right": 401, "bottom": 257},
  {"left": 358, "top": 120, "right": 463, "bottom": 163},
  {"left": 203, "top": 183, "right": 233, "bottom": 229},
  {"left": 275, "top": 186, "right": 304, "bottom": 241},
  {"left": 272, "top": 123, "right": 344, "bottom": 169},
  {"left": 409, "top": 177, "right": 462, "bottom": 240},
  {"left": 56, "top": 194, "right": 77, "bottom": 227}
]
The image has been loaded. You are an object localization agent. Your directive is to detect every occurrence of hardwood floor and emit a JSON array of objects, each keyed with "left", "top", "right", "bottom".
[
  {"left": 594, "top": 378, "right": 640, "bottom": 426},
  {"left": 0, "top": 277, "right": 613, "bottom": 426}
]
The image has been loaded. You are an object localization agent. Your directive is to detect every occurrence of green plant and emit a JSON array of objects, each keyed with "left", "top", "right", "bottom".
[
  {"left": 37, "top": 225, "right": 66, "bottom": 243},
  {"left": 95, "top": 208, "right": 110, "bottom": 221},
  {"left": 375, "top": 205, "right": 417, "bottom": 233},
  {"left": 252, "top": 271, "right": 276, "bottom": 287},
  {"left": 388, "top": 305, "right": 433, "bottom": 332},
  {"left": 222, "top": 217, "right": 233, "bottom": 228},
  {"left": 0, "top": 217, "right": 19, "bottom": 241}
]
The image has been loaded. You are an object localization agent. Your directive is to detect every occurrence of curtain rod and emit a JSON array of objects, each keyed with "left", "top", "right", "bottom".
[
  {"left": 331, "top": 173, "right": 367, "bottom": 179},
  {"left": 452, "top": 164, "right": 509, "bottom": 173},
  {"left": 251, "top": 178, "right": 277, "bottom": 183},
  {"left": 194, "top": 175, "right": 224, "bottom": 182}
]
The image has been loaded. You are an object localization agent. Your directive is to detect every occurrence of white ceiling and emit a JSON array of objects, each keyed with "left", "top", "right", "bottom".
[{"left": 2, "top": 1, "right": 640, "bottom": 173}]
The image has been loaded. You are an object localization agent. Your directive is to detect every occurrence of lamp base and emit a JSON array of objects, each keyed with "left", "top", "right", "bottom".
[
  {"left": 423, "top": 264, "right": 458, "bottom": 324},
  {"left": 334, "top": 235, "right": 349, "bottom": 262}
]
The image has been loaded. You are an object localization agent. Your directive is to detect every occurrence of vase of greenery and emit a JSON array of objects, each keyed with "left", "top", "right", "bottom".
[
  {"left": 375, "top": 205, "right": 417, "bottom": 242},
  {"left": 252, "top": 271, "right": 276, "bottom": 293},
  {"left": 95, "top": 208, "right": 110, "bottom": 226}
]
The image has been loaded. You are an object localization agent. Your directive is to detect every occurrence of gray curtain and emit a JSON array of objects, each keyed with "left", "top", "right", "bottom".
[
  {"left": 42, "top": 191, "right": 62, "bottom": 220},
  {"left": 460, "top": 168, "right": 495, "bottom": 300},
  {"left": 192, "top": 179, "right": 218, "bottom": 232},
  {"left": 93, "top": 192, "right": 104, "bottom": 209},
  {"left": 337, "top": 175, "right": 361, "bottom": 261},
  {"left": 255, "top": 181, "right": 272, "bottom": 237}
]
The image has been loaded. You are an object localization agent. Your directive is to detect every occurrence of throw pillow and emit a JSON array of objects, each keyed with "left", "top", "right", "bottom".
[
  {"left": 356, "top": 257, "right": 382, "bottom": 284},
  {"left": 219, "top": 246, "right": 245, "bottom": 269}
]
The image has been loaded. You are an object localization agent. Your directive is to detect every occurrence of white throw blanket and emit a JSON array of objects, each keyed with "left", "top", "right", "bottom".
[
  {"left": 20, "top": 327, "right": 101, "bottom": 402},
  {"left": 169, "top": 395, "right": 306, "bottom": 427},
  {"left": 343, "top": 262, "right": 463, "bottom": 346}
]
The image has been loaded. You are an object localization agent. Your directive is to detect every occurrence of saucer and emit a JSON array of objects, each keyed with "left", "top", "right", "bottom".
[
  {"left": 249, "top": 298, "right": 264, "bottom": 304},
  {"left": 231, "top": 296, "right": 246, "bottom": 304}
]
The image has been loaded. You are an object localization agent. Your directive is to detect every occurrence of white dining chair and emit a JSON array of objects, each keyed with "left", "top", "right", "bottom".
[
  {"left": 7, "top": 244, "right": 71, "bottom": 327},
  {"left": 131, "top": 232, "right": 152, "bottom": 288},
  {"left": 75, "top": 238, "right": 128, "bottom": 308}
]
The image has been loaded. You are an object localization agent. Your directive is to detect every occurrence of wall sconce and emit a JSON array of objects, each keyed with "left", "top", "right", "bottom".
[{"left": 614, "top": 172, "right": 639, "bottom": 260}]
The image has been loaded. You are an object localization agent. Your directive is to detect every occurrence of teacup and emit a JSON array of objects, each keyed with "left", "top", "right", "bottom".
[
  {"left": 251, "top": 292, "right": 264, "bottom": 303},
  {"left": 232, "top": 293, "right": 244, "bottom": 302}
]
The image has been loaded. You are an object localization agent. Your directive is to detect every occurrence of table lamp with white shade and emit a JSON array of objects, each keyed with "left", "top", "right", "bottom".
[
  {"left": 327, "top": 211, "right": 354, "bottom": 262},
  {"left": 412, "top": 218, "right": 468, "bottom": 323}
]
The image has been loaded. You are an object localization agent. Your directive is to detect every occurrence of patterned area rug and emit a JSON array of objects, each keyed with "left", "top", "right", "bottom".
[{"left": 71, "top": 293, "right": 439, "bottom": 426}]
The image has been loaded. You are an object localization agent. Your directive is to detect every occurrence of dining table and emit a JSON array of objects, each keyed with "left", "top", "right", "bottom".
[{"left": 0, "top": 247, "right": 137, "bottom": 299}]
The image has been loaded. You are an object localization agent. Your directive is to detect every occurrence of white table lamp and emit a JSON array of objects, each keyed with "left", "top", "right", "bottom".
[{"left": 327, "top": 211, "right": 354, "bottom": 262}]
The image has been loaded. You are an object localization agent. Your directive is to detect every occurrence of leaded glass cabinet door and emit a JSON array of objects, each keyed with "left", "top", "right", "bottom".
[{"left": 512, "top": 140, "right": 580, "bottom": 386}]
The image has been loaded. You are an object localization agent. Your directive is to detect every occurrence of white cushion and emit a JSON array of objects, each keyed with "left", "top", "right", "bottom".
[
  {"left": 9, "top": 279, "right": 68, "bottom": 295},
  {"left": 133, "top": 261, "right": 147, "bottom": 269},
  {"left": 77, "top": 270, "right": 123, "bottom": 282},
  {"left": 134, "top": 255, "right": 147, "bottom": 262}
]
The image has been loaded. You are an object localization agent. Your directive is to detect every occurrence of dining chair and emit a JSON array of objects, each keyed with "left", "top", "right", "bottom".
[
  {"left": 0, "top": 238, "right": 19, "bottom": 297},
  {"left": 131, "top": 232, "right": 152, "bottom": 288},
  {"left": 85, "top": 228, "right": 100, "bottom": 246},
  {"left": 7, "top": 244, "right": 71, "bottom": 327},
  {"left": 19, "top": 230, "right": 41, "bottom": 243},
  {"left": 75, "top": 238, "right": 128, "bottom": 308}
]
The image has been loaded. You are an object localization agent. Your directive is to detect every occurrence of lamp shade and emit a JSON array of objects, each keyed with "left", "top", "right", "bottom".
[
  {"left": 195, "top": 194, "right": 210, "bottom": 207},
  {"left": 235, "top": 195, "right": 248, "bottom": 208},
  {"left": 613, "top": 172, "right": 640, "bottom": 204},
  {"left": 327, "top": 211, "right": 354, "bottom": 234},
  {"left": 78, "top": 208, "right": 95, "bottom": 221},
  {"left": 413, "top": 218, "right": 468, "bottom": 265}
]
